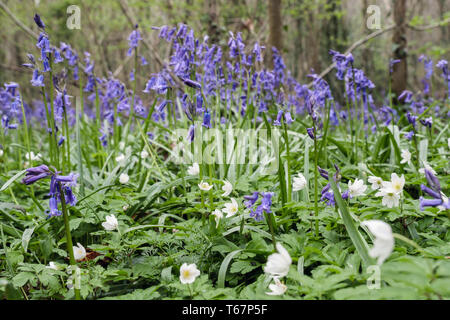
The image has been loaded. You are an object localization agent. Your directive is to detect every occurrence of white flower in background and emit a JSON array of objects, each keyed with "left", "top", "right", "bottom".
[
  {"left": 448, "top": 138, "right": 450, "bottom": 149},
  {"left": 187, "top": 163, "right": 200, "bottom": 176},
  {"left": 368, "top": 176, "right": 383, "bottom": 190},
  {"left": 375, "top": 185, "right": 400, "bottom": 208},
  {"left": 115, "top": 153, "right": 126, "bottom": 166},
  {"left": 292, "top": 173, "right": 307, "bottom": 191},
  {"left": 140, "top": 149, "right": 149, "bottom": 159},
  {"left": 418, "top": 161, "right": 437, "bottom": 175},
  {"left": 0, "top": 149, "right": 3, "bottom": 157},
  {"left": 102, "top": 214, "right": 118, "bottom": 231},
  {"left": 264, "top": 243, "right": 292, "bottom": 278},
  {"left": 348, "top": 178, "right": 367, "bottom": 198},
  {"left": 198, "top": 180, "right": 213, "bottom": 191},
  {"left": 119, "top": 173, "right": 129, "bottom": 184},
  {"left": 179, "top": 263, "right": 200, "bottom": 284},
  {"left": 383, "top": 173, "right": 405, "bottom": 194},
  {"left": 123, "top": 205, "right": 129, "bottom": 211},
  {"left": 73, "top": 243, "right": 86, "bottom": 261},
  {"left": 222, "top": 198, "right": 239, "bottom": 217},
  {"left": 46, "top": 261, "right": 59, "bottom": 270},
  {"left": 361, "top": 220, "right": 394, "bottom": 265},
  {"left": 25, "top": 151, "right": 41, "bottom": 161},
  {"left": 400, "top": 149, "right": 411, "bottom": 164},
  {"left": 211, "top": 209, "right": 223, "bottom": 227},
  {"left": 119, "top": 141, "right": 125, "bottom": 150},
  {"left": 221, "top": 180, "right": 233, "bottom": 197},
  {"left": 266, "top": 278, "right": 287, "bottom": 296}
]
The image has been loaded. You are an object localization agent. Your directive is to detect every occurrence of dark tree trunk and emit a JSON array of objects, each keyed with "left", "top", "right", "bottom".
[
  {"left": 391, "top": 0, "right": 407, "bottom": 100},
  {"left": 267, "top": 0, "right": 283, "bottom": 67},
  {"left": 207, "top": 0, "right": 219, "bottom": 44}
]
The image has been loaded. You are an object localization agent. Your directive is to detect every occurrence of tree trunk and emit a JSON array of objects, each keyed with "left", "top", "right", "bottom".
[
  {"left": 207, "top": 0, "right": 219, "bottom": 44},
  {"left": 391, "top": 0, "right": 407, "bottom": 99},
  {"left": 267, "top": 0, "right": 283, "bottom": 67}
]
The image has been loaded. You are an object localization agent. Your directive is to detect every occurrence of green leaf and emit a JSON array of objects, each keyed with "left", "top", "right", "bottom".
[
  {"left": 0, "top": 170, "right": 26, "bottom": 192},
  {"left": 218, "top": 249, "right": 243, "bottom": 288},
  {"left": 21, "top": 227, "right": 35, "bottom": 253},
  {"left": 12, "top": 272, "right": 35, "bottom": 287},
  {"left": 328, "top": 173, "right": 372, "bottom": 267}
]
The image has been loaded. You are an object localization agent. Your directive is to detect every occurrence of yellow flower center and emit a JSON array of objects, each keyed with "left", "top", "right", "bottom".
[{"left": 183, "top": 270, "right": 191, "bottom": 278}]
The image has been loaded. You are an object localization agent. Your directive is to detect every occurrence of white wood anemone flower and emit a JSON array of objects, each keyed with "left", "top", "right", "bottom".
[
  {"left": 25, "top": 151, "right": 42, "bottom": 161},
  {"left": 384, "top": 173, "right": 405, "bottom": 194},
  {"left": 140, "top": 149, "right": 149, "bottom": 159},
  {"left": 361, "top": 220, "right": 394, "bottom": 265},
  {"left": 222, "top": 198, "right": 239, "bottom": 218},
  {"left": 400, "top": 149, "right": 411, "bottom": 164},
  {"left": 198, "top": 180, "right": 213, "bottom": 191},
  {"left": 115, "top": 153, "right": 126, "bottom": 166},
  {"left": 73, "top": 243, "right": 86, "bottom": 261},
  {"left": 368, "top": 176, "right": 383, "bottom": 190},
  {"left": 46, "top": 261, "right": 59, "bottom": 270},
  {"left": 348, "top": 178, "right": 367, "bottom": 198},
  {"left": 292, "top": 173, "right": 307, "bottom": 191},
  {"left": 187, "top": 162, "right": 200, "bottom": 176},
  {"left": 102, "top": 214, "right": 118, "bottom": 231},
  {"left": 266, "top": 277, "right": 287, "bottom": 296},
  {"left": 211, "top": 209, "right": 223, "bottom": 228},
  {"left": 179, "top": 263, "right": 200, "bottom": 284},
  {"left": 221, "top": 180, "right": 233, "bottom": 197},
  {"left": 264, "top": 243, "right": 292, "bottom": 278},
  {"left": 119, "top": 173, "right": 129, "bottom": 184},
  {"left": 375, "top": 185, "right": 400, "bottom": 208}
]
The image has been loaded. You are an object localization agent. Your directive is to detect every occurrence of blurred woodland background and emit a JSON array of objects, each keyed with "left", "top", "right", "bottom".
[{"left": 0, "top": 0, "right": 449, "bottom": 102}]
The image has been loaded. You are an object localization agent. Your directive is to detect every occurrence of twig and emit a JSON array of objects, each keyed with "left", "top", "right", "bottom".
[
  {"left": 0, "top": 0, "right": 87, "bottom": 70},
  {"left": 406, "top": 18, "right": 450, "bottom": 31},
  {"left": 307, "top": 18, "right": 449, "bottom": 87}
]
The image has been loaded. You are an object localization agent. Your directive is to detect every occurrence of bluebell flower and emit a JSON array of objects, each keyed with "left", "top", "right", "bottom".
[
  {"left": 419, "top": 169, "right": 449, "bottom": 210},
  {"left": 64, "top": 186, "right": 77, "bottom": 206},
  {"left": 317, "top": 166, "right": 329, "bottom": 180},
  {"left": 260, "top": 192, "right": 274, "bottom": 213},
  {"left": 127, "top": 28, "right": 142, "bottom": 56},
  {"left": 31, "top": 69, "right": 44, "bottom": 87},
  {"left": 273, "top": 110, "right": 283, "bottom": 126},
  {"left": 140, "top": 55, "right": 148, "bottom": 66},
  {"left": 181, "top": 77, "right": 202, "bottom": 89},
  {"left": 406, "top": 112, "right": 417, "bottom": 128},
  {"left": 306, "top": 127, "right": 315, "bottom": 140},
  {"left": 33, "top": 14, "right": 45, "bottom": 29},
  {"left": 405, "top": 130, "right": 414, "bottom": 140},
  {"left": 21, "top": 164, "right": 52, "bottom": 185},
  {"left": 420, "top": 117, "right": 432, "bottom": 128},
  {"left": 389, "top": 58, "right": 401, "bottom": 73},
  {"left": 398, "top": 90, "right": 413, "bottom": 103},
  {"left": 244, "top": 192, "right": 259, "bottom": 208},
  {"left": 202, "top": 109, "right": 211, "bottom": 128},
  {"left": 187, "top": 124, "right": 195, "bottom": 142},
  {"left": 252, "top": 42, "right": 264, "bottom": 62},
  {"left": 48, "top": 196, "right": 62, "bottom": 217},
  {"left": 284, "top": 111, "right": 294, "bottom": 125},
  {"left": 53, "top": 48, "right": 64, "bottom": 63}
]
